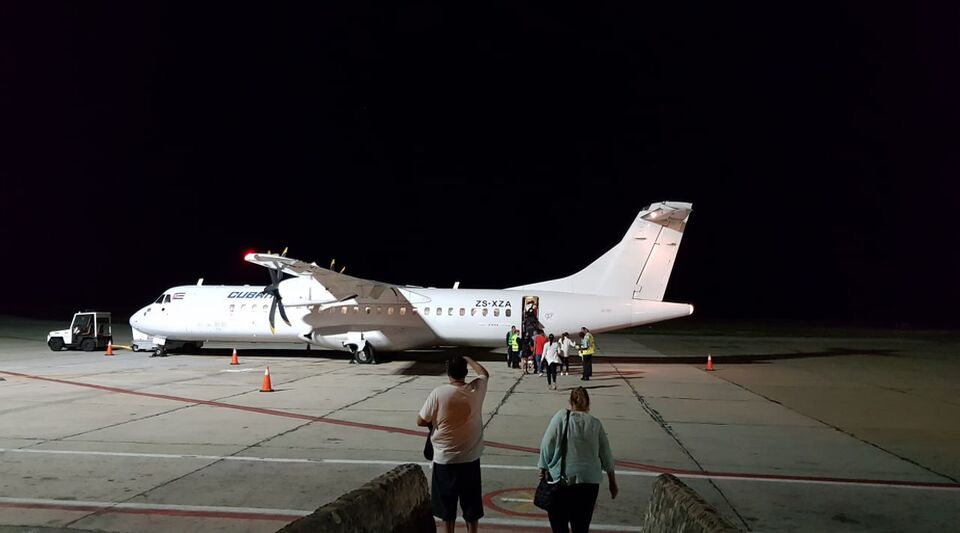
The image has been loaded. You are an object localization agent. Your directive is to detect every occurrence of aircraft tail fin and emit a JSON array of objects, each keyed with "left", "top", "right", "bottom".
[{"left": 509, "top": 201, "right": 692, "bottom": 300}]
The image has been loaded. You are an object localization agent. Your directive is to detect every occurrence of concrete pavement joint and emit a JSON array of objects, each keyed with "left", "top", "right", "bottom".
[
  {"left": 313, "top": 375, "right": 420, "bottom": 420},
  {"left": 71, "top": 372, "right": 421, "bottom": 527},
  {"left": 58, "top": 364, "right": 344, "bottom": 528},
  {"left": 6, "top": 449, "right": 960, "bottom": 490},
  {"left": 710, "top": 371, "right": 960, "bottom": 484},
  {"left": 5, "top": 370, "right": 959, "bottom": 490},
  {"left": 483, "top": 367, "right": 526, "bottom": 431},
  {"left": 611, "top": 362, "right": 752, "bottom": 531},
  {"left": 20, "top": 363, "right": 340, "bottom": 450}
]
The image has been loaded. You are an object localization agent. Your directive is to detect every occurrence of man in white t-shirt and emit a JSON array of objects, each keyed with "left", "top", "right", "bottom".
[{"left": 417, "top": 355, "right": 489, "bottom": 533}]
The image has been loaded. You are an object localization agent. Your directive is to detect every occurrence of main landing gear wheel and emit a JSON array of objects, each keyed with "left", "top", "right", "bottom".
[
  {"left": 354, "top": 344, "right": 377, "bottom": 365},
  {"left": 80, "top": 339, "right": 96, "bottom": 352},
  {"left": 151, "top": 346, "right": 168, "bottom": 358},
  {"left": 48, "top": 338, "right": 64, "bottom": 351}
]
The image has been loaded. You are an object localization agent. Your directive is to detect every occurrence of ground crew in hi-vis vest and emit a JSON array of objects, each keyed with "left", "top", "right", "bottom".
[
  {"left": 579, "top": 328, "right": 595, "bottom": 381},
  {"left": 507, "top": 326, "right": 520, "bottom": 368}
]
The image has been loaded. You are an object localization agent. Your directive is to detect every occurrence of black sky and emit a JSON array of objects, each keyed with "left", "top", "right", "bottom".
[{"left": 2, "top": 3, "right": 958, "bottom": 327}]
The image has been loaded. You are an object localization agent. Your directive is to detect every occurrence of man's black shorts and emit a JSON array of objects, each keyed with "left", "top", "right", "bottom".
[{"left": 431, "top": 459, "right": 484, "bottom": 522}]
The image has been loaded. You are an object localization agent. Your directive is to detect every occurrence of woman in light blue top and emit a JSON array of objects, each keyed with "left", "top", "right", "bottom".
[{"left": 538, "top": 387, "right": 618, "bottom": 533}]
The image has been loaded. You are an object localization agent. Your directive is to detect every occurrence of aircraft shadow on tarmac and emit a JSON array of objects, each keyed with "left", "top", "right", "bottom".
[
  {"left": 604, "top": 347, "right": 902, "bottom": 365},
  {"left": 166, "top": 346, "right": 899, "bottom": 374},
  {"left": 180, "top": 347, "right": 505, "bottom": 376}
]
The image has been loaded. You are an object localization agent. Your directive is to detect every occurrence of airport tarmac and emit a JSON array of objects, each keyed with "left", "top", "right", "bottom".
[{"left": 0, "top": 317, "right": 958, "bottom": 532}]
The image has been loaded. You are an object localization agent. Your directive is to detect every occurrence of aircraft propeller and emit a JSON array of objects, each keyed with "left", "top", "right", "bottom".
[{"left": 262, "top": 248, "right": 291, "bottom": 334}]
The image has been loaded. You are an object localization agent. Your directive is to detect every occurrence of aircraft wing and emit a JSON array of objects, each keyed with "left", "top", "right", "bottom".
[{"left": 244, "top": 252, "right": 395, "bottom": 301}]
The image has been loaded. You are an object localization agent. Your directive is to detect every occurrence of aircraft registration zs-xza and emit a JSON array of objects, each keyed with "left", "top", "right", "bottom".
[{"left": 130, "top": 201, "right": 694, "bottom": 362}]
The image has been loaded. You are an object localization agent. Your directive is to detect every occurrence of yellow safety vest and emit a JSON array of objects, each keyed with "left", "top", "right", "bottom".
[
  {"left": 509, "top": 332, "right": 519, "bottom": 351},
  {"left": 581, "top": 333, "right": 595, "bottom": 356}
]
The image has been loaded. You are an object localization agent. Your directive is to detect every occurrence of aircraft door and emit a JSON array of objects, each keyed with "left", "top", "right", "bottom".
[{"left": 521, "top": 296, "right": 542, "bottom": 340}]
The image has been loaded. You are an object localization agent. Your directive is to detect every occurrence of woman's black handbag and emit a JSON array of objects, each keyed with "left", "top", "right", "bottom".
[
  {"left": 534, "top": 410, "right": 571, "bottom": 510},
  {"left": 423, "top": 423, "right": 434, "bottom": 461}
]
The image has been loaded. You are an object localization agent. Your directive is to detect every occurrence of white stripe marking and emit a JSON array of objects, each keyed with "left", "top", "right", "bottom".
[
  {"left": 478, "top": 517, "right": 642, "bottom": 531},
  {"left": 0, "top": 497, "right": 643, "bottom": 530},
  {"left": 500, "top": 497, "right": 534, "bottom": 503},
  {"left": 220, "top": 368, "right": 258, "bottom": 373},
  {"left": 1, "top": 448, "right": 955, "bottom": 491},
  {"left": 0, "top": 497, "right": 309, "bottom": 517}
]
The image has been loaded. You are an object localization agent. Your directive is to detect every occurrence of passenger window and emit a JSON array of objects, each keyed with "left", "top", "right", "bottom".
[
  {"left": 424, "top": 307, "right": 430, "bottom": 316},
  {"left": 494, "top": 308, "right": 500, "bottom": 317},
  {"left": 341, "top": 307, "right": 348, "bottom": 315},
  {"left": 387, "top": 307, "right": 394, "bottom": 316},
  {"left": 448, "top": 307, "right": 453, "bottom": 316},
  {"left": 353, "top": 306, "right": 360, "bottom": 314},
  {"left": 482, "top": 308, "right": 488, "bottom": 317},
  {"left": 365, "top": 306, "right": 371, "bottom": 314},
  {"left": 471, "top": 308, "right": 477, "bottom": 316},
  {"left": 412, "top": 307, "right": 418, "bottom": 314},
  {"left": 459, "top": 308, "right": 465, "bottom": 316},
  {"left": 400, "top": 307, "right": 407, "bottom": 316},
  {"left": 505, "top": 309, "right": 511, "bottom": 317},
  {"left": 263, "top": 304, "right": 268, "bottom": 311},
  {"left": 377, "top": 306, "right": 382, "bottom": 314},
  {"left": 229, "top": 304, "right": 235, "bottom": 312},
  {"left": 241, "top": 304, "right": 247, "bottom": 311}
]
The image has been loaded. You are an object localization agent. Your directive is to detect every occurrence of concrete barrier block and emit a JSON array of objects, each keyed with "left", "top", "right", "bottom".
[
  {"left": 278, "top": 463, "right": 435, "bottom": 533},
  {"left": 642, "top": 473, "right": 740, "bottom": 533}
]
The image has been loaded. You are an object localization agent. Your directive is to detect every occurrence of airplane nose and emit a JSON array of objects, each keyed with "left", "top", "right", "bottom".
[{"left": 130, "top": 306, "right": 151, "bottom": 329}]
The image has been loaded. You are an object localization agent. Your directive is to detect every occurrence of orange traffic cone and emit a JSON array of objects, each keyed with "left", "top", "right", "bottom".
[
  {"left": 230, "top": 348, "right": 239, "bottom": 365},
  {"left": 706, "top": 354, "right": 714, "bottom": 371},
  {"left": 105, "top": 341, "right": 114, "bottom": 356},
  {"left": 260, "top": 366, "right": 274, "bottom": 392}
]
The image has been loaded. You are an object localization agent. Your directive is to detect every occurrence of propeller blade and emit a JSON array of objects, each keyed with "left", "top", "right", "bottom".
[
  {"left": 339, "top": 266, "right": 346, "bottom": 274},
  {"left": 329, "top": 258, "right": 336, "bottom": 270},
  {"left": 277, "top": 299, "right": 291, "bottom": 326},
  {"left": 281, "top": 247, "right": 288, "bottom": 257},
  {"left": 268, "top": 298, "right": 278, "bottom": 334}
]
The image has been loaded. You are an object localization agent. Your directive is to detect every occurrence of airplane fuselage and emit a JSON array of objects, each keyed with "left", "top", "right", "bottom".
[
  {"left": 130, "top": 284, "right": 693, "bottom": 352},
  {"left": 130, "top": 201, "right": 695, "bottom": 357}
]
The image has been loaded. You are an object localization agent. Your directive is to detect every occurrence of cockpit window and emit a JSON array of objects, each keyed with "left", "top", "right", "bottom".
[
  {"left": 154, "top": 294, "right": 164, "bottom": 304},
  {"left": 163, "top": 294, "right": 171, "bottom": 304}
]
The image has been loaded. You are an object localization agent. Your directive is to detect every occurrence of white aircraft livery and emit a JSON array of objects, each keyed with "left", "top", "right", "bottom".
[{"left": 130, "top": 201, "right": 694, "bottom": 361}]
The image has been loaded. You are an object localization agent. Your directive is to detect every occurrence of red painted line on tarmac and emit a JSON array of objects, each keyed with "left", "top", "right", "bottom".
[
  {"left": 0, "top": 502, "right": 296, "bottom": 521},
  {"left": 3, "top": 370, "right": 959, "bottom": 491},
  {"left": 436, "top": 521, "right": 546, "bottom": 532},
  {"left": 483, "top": 487, "right": 544, "bottom": 519},
  {"left": 0, "top": 370, "right": 425, "bottom": 438}
]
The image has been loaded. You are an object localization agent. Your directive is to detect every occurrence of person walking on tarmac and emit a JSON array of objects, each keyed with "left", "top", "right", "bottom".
[
  {"left": 579, "top": 327, "right": 596, "bottom": 381},
  {"left": 558, "top": 332, "right": 576, "bottom": 376},
  {"left": 543, "top": 334, "right": 562, "bottom": 390},
  {"left": 533, "top": 329, "right": 548, "bottom": 376},
  {"left": 417, "top": 355, "right": 489, "bottom": 533}
]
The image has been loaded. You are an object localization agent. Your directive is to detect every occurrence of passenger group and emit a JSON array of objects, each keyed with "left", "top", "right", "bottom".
[
  {"left": 506, "top": 326, "right": 597, "bottom": 387},
  {"left": 418, "top": 344, "right": 615, "bottom": 533}
]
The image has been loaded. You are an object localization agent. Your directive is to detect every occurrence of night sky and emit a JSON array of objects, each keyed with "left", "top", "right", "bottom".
[{"left": 2, "top": 3, "right": 957, "bottom": 327}]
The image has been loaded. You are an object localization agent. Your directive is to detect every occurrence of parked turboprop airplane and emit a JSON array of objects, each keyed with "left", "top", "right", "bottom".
[{"left": 129, "top": 201, "right": 693, "bottom": 361}]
